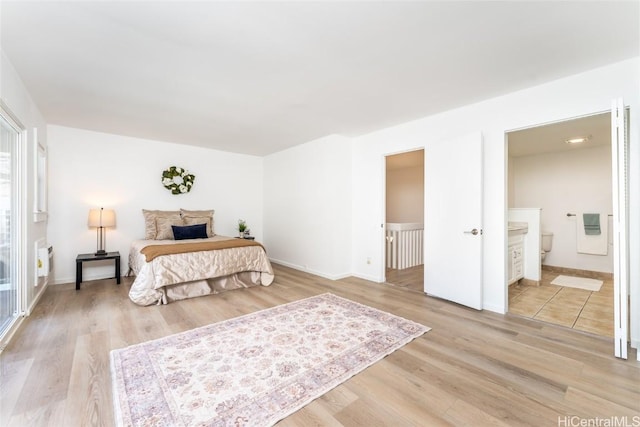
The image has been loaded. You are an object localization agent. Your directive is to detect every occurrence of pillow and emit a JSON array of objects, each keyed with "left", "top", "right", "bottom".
[
  {"left": 142, "top": 209, "right": 181, "bottom": 239},
  {"left": 183, "top": 216, "right": 212, "bottom": 236},
  {"left": 180, "top": 209, "right": 215, "bottom": 237},
  {"left": 172, "top": 223, "right": 208, "bottom": 240},
  {"left": 155, "top": 216, "right": 184, "bottom": 240}
]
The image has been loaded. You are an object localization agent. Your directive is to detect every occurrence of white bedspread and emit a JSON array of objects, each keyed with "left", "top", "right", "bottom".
[{"left": 128, "top": 236, "right": 274, "bottom": 306}]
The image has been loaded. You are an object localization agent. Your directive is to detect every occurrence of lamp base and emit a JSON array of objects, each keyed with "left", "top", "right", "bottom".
[{"left": 95, "top": 226, "right": 107, "bottom": 256}]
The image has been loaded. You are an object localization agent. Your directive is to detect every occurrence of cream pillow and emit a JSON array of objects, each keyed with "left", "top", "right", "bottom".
[
  {"left": 180, "top": 209, "right": 215, "bottom": 237},
  {"left": 142, "top": 209, "right": 181, "bottom": 239},
  {"left": 183, "top": 216, "right": 213, "bottom": 237},
  {"left": 155, "top": 217, "right": 184, "bottom": 240}
]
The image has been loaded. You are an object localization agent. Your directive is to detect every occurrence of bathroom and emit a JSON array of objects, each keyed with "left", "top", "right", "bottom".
[{"left": 506, "top": 112, "right": 615, "bottom": 337}]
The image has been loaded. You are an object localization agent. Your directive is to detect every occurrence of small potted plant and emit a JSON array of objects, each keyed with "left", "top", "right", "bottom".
[{"left": 238, "top": 219, "right": 247, "bottom": 238}]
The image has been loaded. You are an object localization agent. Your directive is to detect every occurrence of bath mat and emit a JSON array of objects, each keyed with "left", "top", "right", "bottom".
[
  {"left": 110, "top": 293, "right": 430, "bottom": 426},
  {"left": 550, "top": 275, "right": 603, "bottom": 292}
]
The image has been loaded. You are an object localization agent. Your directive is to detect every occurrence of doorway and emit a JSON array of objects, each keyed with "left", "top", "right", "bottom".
[
  {"left": 381, "top": 131, "right": 484, "bottom": 310},
  {"left": 506, "top": 112, "right": 615, "bottom": 337},
  {"left": 384, "top": 149, "right": 424, "bottom": 293}
]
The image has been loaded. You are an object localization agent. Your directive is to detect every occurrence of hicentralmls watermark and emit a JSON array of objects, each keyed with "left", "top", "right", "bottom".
[{"left": 558, "top": 416, "right": 640, "bottom": 427}]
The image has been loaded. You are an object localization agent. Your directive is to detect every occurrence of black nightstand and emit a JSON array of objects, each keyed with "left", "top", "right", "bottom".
[{"left": 76, "top": 251, "right": 121, "bottom": 290}]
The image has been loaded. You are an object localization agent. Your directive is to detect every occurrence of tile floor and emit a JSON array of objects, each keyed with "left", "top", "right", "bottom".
[
  {"left": 386, "top": 264, "right": 614, "bottom": 338},
  {"left": 508, "top": 269, "right": 614, "bottom": 337}
]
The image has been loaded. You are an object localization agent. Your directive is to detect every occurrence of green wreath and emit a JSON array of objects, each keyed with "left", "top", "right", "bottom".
[{"left": 161, "top": 166, "right": 195, "bottom": 194}]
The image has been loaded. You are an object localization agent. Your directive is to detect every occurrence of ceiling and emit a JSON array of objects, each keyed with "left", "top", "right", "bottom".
[
  {"left": 508, "top": 112, "right": 611, "bottom": 157},
  {"left": 1, "top": 1, "right": 638, "bottom": 156}
]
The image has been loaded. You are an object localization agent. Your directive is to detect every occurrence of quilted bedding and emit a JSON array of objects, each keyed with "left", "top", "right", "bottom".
[{"left": 128, "top": 236, "right": 274, "bottom": 306}]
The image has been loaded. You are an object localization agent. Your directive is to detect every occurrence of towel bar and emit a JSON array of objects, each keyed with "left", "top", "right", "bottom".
[{"left": 566, "top": 213, "right": 613, "bottom": 217}]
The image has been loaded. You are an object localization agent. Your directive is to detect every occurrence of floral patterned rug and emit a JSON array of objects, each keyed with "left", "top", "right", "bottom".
[{"left": 110, "top": 293, "right": 430, "bottom": 426}]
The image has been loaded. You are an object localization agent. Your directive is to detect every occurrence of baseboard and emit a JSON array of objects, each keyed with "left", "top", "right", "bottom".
[
  {"left": 520, "top": 278, "right": 540, "bottom": 287},
  {"left": 350, "top": 272, "right": 382, "bottom": 283},
  {"left": 542, "top": 264, "right": 613, "bottom": 280},
  {"left": 482, "top": 303, "right": 505, "bottom": 315},
  {"left": 52, "top": 276, "right": 74, "bottom": 285},
  {"left": 0, "top": 316, "right": 24, "bottom": 354},
  {"left": 25, "top": 280, "right": 49, "bottom": 316},
  {"left": 329, "top": 272, "right": 352, "bottom": 280},
  {"left": 269, "top": 258, "right": 350, "bottom": 281},
  {"left": 1, "top": 281, "right": 49, "bottom": 353},
  {"left": 52, "top": 272, "right": 119, "bottom": 286}
]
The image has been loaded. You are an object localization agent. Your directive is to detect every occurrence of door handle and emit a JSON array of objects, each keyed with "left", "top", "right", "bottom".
[{"left": 463, "top": 228, "right": 482, "bottom": 235}]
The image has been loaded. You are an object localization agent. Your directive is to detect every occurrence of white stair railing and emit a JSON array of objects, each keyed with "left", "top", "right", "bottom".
[{"left": 385, "top": 223, "right": 424, "bottom": 270}]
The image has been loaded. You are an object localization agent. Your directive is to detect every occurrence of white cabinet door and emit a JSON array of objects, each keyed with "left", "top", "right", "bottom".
[{"left": 424, "top": 131, "right": 483, "bottom": 310}]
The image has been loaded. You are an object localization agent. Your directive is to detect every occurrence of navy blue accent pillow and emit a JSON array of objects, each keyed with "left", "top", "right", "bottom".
[{"left": 172, "top": 223, "right": 208, "bottom": 240}]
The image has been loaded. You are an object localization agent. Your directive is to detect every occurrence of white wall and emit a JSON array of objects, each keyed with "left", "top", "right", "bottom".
[
  {"left": 263, "top": 134, "right": 352, "bottom": 280},
  {"left": 349, "top": 58, "right": 639, "bottom": 343},
  {"left": 47, "top": 125, "right": 263, "bottom": 284},
  {"left": 512, "top": 145, "right": 613, "bottom": 273},
  {"left": 386, "top": 166, "right": 424, "bottom": 223},
  {"left": 15, "top": 54, "right": 640, "bottom": 350},
  {"left": 0, "top": 50, "right": 47, "bottom": 315}
]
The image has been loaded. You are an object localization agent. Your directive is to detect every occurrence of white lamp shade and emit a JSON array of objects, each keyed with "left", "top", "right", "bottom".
[{"left": 88, "top": 208, "right": 116, "bottom": 228}]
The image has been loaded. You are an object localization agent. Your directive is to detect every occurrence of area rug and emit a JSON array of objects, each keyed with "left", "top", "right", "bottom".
[
  {"left": 550, "top": 275, "right": 603, "bottom": 292},
  {"left": 110, "top": 293, "right": 430, "bottom": 426}
]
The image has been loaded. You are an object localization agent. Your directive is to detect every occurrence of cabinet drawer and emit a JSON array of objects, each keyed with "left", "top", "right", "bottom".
[
  {"left": 514, "top": 261, "right": 523, "bottom": 279},
  {"left": 508, "top": 234, "right": 524, "bottom": 245},
  {"left": 513, "top": 246, "right": 523, "bottom": 260}
]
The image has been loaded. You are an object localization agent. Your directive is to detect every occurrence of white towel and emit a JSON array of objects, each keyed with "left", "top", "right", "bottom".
[{"left": 576, "top": 213, "right": 608, "bottom": 255}]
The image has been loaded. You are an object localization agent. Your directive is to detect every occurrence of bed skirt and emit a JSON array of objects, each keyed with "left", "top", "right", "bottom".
[{"left": 160, "top": 271, "right": 264, "bottom": 304}]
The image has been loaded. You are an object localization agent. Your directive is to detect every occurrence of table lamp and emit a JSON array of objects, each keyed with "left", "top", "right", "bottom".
[{"left": 88, "top": 207, "right": 116, "bottom": 256}]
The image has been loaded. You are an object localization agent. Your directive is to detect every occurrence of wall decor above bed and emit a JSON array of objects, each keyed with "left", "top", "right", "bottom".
[{"left": 161, "top": 166, "right": 195, "bottom": 194}]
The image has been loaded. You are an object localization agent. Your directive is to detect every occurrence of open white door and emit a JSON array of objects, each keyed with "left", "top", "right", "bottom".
[
  {"left": 611, "top": 98, "right": 628, "bottom": 359},
  {"left": 424, "top": 131, "right": 483, "bottom": 309}
]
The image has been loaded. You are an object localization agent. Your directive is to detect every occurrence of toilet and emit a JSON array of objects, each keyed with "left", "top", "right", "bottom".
[{"left": 541, "top": 232, "right": 553, "bottom": 262}]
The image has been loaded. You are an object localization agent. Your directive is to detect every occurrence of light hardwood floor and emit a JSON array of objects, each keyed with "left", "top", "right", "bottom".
[
  {"left": 1, "top": 264, "right": 638, "bottom": 426},
  {"left": 385, "top": 265, "right": 424, "bottom": 293}
]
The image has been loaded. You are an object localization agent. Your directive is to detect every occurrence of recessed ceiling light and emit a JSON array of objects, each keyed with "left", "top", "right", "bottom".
[{"left": 565, "top": 136, "right": 590, "bottom": 144}]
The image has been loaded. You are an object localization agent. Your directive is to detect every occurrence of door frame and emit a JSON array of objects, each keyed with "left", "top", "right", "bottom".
[
  {"left": 611, "top": 99, "right": 629, "bottom": 359},
  {"left": 380, "top": 146, "right": 426, "bottom": 283},
  {"left": 503, "top": 108, "right": 629, "bottom": 356}
]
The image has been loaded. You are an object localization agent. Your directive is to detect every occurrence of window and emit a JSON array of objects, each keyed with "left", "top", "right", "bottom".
[{"left": 0, "top": 111, "right": 22, "bottom": 342}]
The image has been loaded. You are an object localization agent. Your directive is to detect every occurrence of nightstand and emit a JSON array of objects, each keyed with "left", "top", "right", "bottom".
[{"left": 76, "top": 251, "right": 121, "bottom": 290}]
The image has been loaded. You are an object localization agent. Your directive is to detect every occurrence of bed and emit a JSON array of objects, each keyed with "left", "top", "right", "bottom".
[{"left": 128, "top": 209, "right": 274, "bottom": 306}]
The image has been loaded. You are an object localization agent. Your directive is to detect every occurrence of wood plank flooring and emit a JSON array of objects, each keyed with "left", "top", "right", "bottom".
[
  {"left": 1, "top": 263, "right": 638, "bottom": 426},
  {"left": 385, "top": 265, "right": 424, "bottom": 293}
]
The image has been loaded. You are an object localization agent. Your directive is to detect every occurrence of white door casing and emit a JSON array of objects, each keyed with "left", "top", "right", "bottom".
[
  {"left": 611, "top": 98, "right": 629, "bottom": 360},
  {"left": 424, "top": 131, "right": 483, "bottom": 310}
]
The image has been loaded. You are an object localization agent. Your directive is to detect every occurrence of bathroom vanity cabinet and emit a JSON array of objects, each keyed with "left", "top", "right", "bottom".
[{"left": 508, "top": 233, "right": 525, "bottom": 285}]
